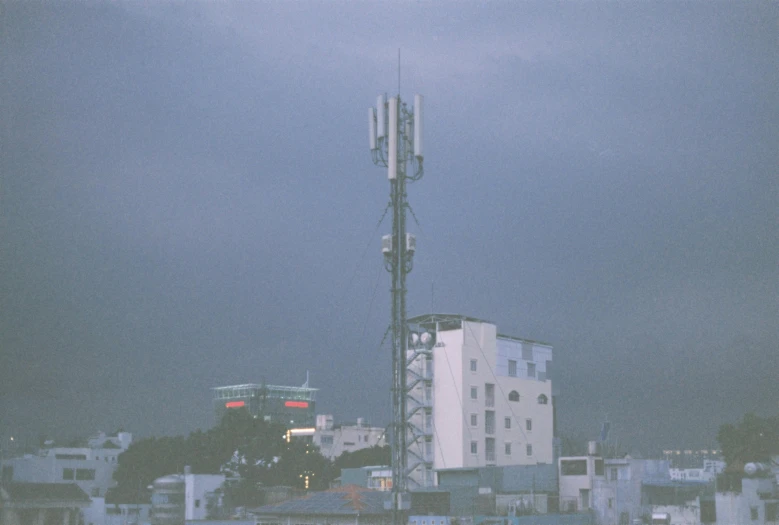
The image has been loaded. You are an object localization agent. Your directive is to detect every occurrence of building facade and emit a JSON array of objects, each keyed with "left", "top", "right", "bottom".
[
  {"left": 407, "top": 314, "right": 555, "bottom": 489},
  {"left": 212, "top": 383, "right": 317, "bottom": 430},
  {"left": 313, "top": 415, "right": 387, "bottom": 461}
]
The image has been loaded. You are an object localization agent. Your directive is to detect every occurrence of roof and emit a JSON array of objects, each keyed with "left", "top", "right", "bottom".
[
  {"left": 1, "top": 483, "right": 91, "bottom": 503},
  {"left": 408, "top": 313, "right": 552, "bottom": 346},
  {"left": 249, "top": 485, "right": 387, "bottom": 516},
  {"left": 408, "top": 313, "right": 493, "bottom": 325}
]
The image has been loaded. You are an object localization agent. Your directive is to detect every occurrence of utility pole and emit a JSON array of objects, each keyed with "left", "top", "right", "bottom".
[{"left": 369, "top": 92, "right": 424, "bottom": 525}]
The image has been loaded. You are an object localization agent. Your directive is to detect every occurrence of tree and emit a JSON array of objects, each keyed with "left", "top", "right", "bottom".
[
  {"left": 271, "top": 440, "right": 333, "bottom": 490},
  {"left": 113, "top": 408, "right": 288, "bottom": 500},
  {"left": 333, "top": 444, "right": 391, "bottom": 472},
  {"left": 717, "top": 412, "right": 779, "bottom": 470}
]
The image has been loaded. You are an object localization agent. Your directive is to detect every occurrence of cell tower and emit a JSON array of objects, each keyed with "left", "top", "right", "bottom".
[{"left": 369, "top": 92, "right": 424, "bottom": 523}]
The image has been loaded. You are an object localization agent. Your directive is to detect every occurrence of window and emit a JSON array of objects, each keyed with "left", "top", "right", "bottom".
[
  {"left": 526, "top": 419, "right": 532, "bottom": 431},
  {"left": 470, "top": 386, "right": 478, "bottom": 400},
  {"left": 92, "top": 488, "right": 100, "bottom": 497},
  {"left": 522, "top": 342, "right": 533, "bottom": 361},
  {"left": 537, "top": 394, "right": 548, "bottom": 405},
  {"left": 76, "top": 469, "right": 96, "bottom": 481},
  {"left": 508, "top": 359, "right": 517, "bottom": 377},
  {"left": 750, "top": 507, "right": 758, "bottom": 520},
  {"left": 505, "top": 417, "right": 511, "bottom": 429},
  {"left": 485, "top": 383, "right": 495, "bottom": 407},
  {"left": 508, "top": 390, "right": 519, "bottom": 402},
  {"left": 470, "top": 359, "right": 477, "bottom": 372},
  {"left": 610, "top": 467, "right": 618, "bottom": 481},
  {"left": 62, "top": 468, "right": 75, "bottom": 480},
  {"left": 485, "top": 411, "right": 495, "bottom": 435},
  {"left": 595, "top": 459, "right": 604, "bottom": 476},
  {"left": 561, "top": 459, "right": 588, "bottom": 475},
  {"left": 470, "top": 414, "right": 478, "bottom": 427},
  {"left": 195, "top": 500, "right": 200, "bottom": 508},
  {"left": 320, "top": 435, "right": 333, "bottom": 446},
  {"left": 505, "top": 443, "right": 512, "bottom": 455},
  {"left": 486, "top": 438, "right": 496, "bottom": 462},
  {"left": 608, "top": 498, "right": 613, "bottom": 509},
  {"left": 765, "top": 502, "right": 777, "bottom": 522},
  {"left": 527, "top": 362, "right": 536, "bottom": 378},
  {"left": 526, "top": 444, "right": 533, "bottom": 456},
  {"left": 470, "top": 441, "right": 478, "bottom": 454}
]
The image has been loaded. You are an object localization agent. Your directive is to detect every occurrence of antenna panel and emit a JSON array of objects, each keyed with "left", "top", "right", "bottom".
[
  {"left": 376, "top": 94, "right": 386, "bottom": 139},
  {"left": 388, "top": 97, "right": 398, "bottom": 180},
  {"left": 369, "top": 107, "right": 377, "bottom": 151},
  {"left": 414, "top": 94, "right": 424, "bottom": 159}
]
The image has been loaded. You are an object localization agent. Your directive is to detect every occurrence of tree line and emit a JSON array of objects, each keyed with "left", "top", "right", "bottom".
[{"left": 111, "top": 408, "right": 389, "bottom": 505}]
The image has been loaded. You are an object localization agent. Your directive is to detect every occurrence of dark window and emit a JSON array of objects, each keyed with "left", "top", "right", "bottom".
[
  {"left": 55, "top": 454, "right": 87, "bottom": 460},
  {"left": 701, "top": 500, "right": 717, "bottom": 524},
  {"left": 526, "top": 419, "right": 532, "bottom": 431},
  {"left": 537, "top": 394, "right": 548, "bottom": 404},
  {"left": 508, "top": 391, "right": 519, "bottom": 402},
  {"left": 195, "top": 499, "right": 200, "bottom": 508},
  {"left": 62, "top": 468, "right": 75, "bottom": 480},
  {"left": 595, "top": 459, "right": 604, "bottom": 476},
  {"left": 508, "top": 360, "right": 517, "bottom": 377},
  {"left": 750, "top": 507, "right": 758, "bottom": 520},
  {"left": 765, "top": 503, "right": 777, "bottom": 522},
  {"left": 561, "top": 459, "right": 587, "bottom": 476},
  {"left": 527, "top": 362, "right": 536, "bottom": 378},
  {"left": 76, "top": 468, "right": 96, "bottom": 480}
]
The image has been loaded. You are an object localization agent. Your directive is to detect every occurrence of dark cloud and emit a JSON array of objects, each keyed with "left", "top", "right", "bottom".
[{"left": 1, "top": 2, "right": 776, "bottom": 453}]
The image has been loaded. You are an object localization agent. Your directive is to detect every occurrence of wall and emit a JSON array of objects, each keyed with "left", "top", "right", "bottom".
[{"left": 184, "top": 473, "right": 225, "bottom": 520}]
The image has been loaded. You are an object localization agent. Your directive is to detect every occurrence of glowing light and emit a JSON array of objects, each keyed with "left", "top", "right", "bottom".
[
  {"left": 284, "top": 401, "right": 309, "bottom": 408},
  {"left": 225, "top": 401, "right": 245, "bottom": 408}
]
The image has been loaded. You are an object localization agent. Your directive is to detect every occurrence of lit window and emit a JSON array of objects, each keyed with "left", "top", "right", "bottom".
[
  {"left": 470, "top": 359, "right": 477, "bottom": 372},
  {"left": 508, "top": 360, "right": 517, "bottom": 377},
  {"left": 508, "top": 390, "right": 520, "bottom": 402}
]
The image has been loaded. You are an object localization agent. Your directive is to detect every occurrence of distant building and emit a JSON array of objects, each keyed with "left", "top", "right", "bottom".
[
  {"left": 407, "top": 314, "right": 555, "bottom": 488},
  {"left": 212, "top": 382, "right": 317, "bottom": 430},
  {"left": 150, "top": 468, "right": 225, "bottom": 525},
  {"left": 0, "top": 431, "right": 133, "bottom": 499},
  {"left": 338, "top": 465, "right": 392, "bottom": 491},
  {"left": 313, "top": 415, "right": 387, "bottom": 460}
]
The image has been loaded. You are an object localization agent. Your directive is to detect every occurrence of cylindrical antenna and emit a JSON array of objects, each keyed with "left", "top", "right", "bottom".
[
  {"left": 414, "top": 94, "right": 424, "bottom": 159},
  {"left": 388, "top": 96, "right": 398, "bottom": 179},
  {"left": 369, "top": 107, "right": 377, "bottom": 150},
  {"left": 377, "top": 94, "right": 386, "bottom": 139}
]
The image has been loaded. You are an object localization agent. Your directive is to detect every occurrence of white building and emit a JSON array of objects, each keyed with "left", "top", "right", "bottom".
[
  {"left": 312, "top": 415, "right": 387, "bottom": 461},
  {"left": 407, "top": 314, "right": 555, "bottom": 488},
  {"left": 183, "top": 468, "right": 225, "bottom": 521},
  {"left": 1, "top": 431, "right": 133, "bottom": 499}
]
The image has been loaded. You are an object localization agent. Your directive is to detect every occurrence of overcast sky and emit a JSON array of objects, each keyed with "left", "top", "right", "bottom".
[{"left": 1, "top": 2, "right": 777, "bottom": 455}]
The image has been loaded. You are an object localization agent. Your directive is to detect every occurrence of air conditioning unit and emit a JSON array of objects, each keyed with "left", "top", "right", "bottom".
[{"left": 382, "top": 235, "right": 393, "bottom": 254}]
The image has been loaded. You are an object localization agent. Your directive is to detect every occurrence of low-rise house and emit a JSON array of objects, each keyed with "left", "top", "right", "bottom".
[{"left": 0, "top": 482, "right": 91, "bottom": 525}]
